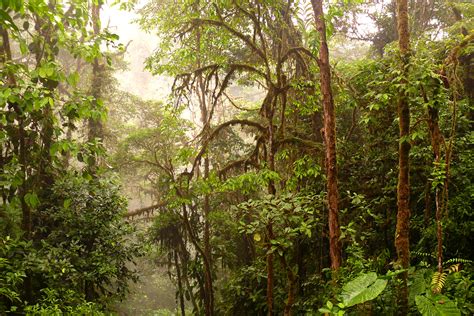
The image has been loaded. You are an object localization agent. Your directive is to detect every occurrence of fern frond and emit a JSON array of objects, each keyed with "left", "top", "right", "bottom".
[
  {"left": 412, "top": 251, "right": 436, "bottom": 259},
  {"left": 431, "top": 272, "right": 447, "bottom": 294},
  {"left": 444, "top": 257, "right": 473, "bottom": 265},
  {"left": 445, "top": 263, "right": 461, "bottom": 274}
]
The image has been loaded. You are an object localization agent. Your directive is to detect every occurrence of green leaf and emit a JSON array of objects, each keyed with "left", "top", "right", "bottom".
[
  {"left": 67, "top": 72, "right": 79, "bottom": 86},
  {"left": 340, "top": 272, "right": 388, "bottom": 307},
  {"left": 63, "top": 199, "right": 71, "bottom": 209},
  {"left": 0, "top": 9, "right": 19, "bottom": 31},
  {"left": 318, "top": 307, "right": 332, "bottom": 314},
  {"left": 24, "top": 192, "right": 40, "bottom": 208},
  {"left": 253, "top": 233, "right": 261, "bottom": 242},
  {"left": 38, "top": 67, "right": 47, "bottom": 78},
  {"left": 409, "top": 269, "right": 427, "bottom": 304},
  {"left": 327, "top": 300, "right": 333, "bottom": 309},
  {"left": 415, "top": 295, "right": 461, "bottom": 316}
]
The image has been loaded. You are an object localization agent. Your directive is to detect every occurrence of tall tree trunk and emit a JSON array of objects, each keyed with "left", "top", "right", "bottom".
[
  {"left": 88, "top": 0, "right": 104, "bottom": 168},
  {"left": 174, "top": 251, "right": 186, "bottom": 316},
  {"left": 195, "top": 19, "right": 214, "bottom": 314},
  {"left": 394, "top": 0, "right": 411, "bottom": 312},
  {"left": 34, "top": 3, "right": 56, "bottom": 191},
  {"left": 311, "top": 0, "right": 342, "bottom": 271},
  {"left": 264, "top": 90, "right": 278, "bottom": 316},
  {"left": 424, "top": 85, "right": 443, "bottom": 273}
]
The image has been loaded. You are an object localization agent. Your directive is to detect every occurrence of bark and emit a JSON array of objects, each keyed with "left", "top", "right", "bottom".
[
  {"left": 196, "top": 21, "right": 214, "bottom": 315},
  {"left": 264, "top": 89, "right": 278, "bottom": 316},
  {"left": 280, "top": 255, "right": 296, "bottom": 316},
  {"left": 174, "top": 251, "right": 186, "bottom": 316},
  {"left": 451, "top": 7, "right": 474, "bottom": 129},
  {"left": 88, "top": 0, "right": 104, "bottom": 170},
  {"left": 34, "top": 5, "right": 56, "bottom": 190},
  {"left": 394, "top": 0, "right": 411, "bottom": 313},
  {"left": 178, "top": 234, "right": 199, "bottom": 313},
  {"left": 266, "top": 223, "right": 275, "bottom": 316},
  {"left": 311, "top": 0, "right": 342, "bottom": 271},
  {"left": 426, "top": 92, "right": 444, "bottom": 273}
]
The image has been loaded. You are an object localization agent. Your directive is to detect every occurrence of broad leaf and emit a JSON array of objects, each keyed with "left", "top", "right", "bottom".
[
  {"left": 340, "top": 272, "right": 388, "bottom": 307},
  {"left": 415, "top": 295, "right": 461, "bottom": 316}
]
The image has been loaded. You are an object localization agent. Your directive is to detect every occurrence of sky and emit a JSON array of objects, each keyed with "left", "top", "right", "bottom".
[{"left": 102, "top": 2, "right": 173, "bottom": 101}]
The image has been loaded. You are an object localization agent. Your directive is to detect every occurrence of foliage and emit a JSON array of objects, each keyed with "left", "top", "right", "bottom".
[
  {"left": 415, "top": 294, "right": 461, "bottom": 316},
  {"left": 36, "top": 175, "right": 143, "bottom": 302},
  {"left": 3, "top": 0, "right": 473, "bottom": 314},
  {"left": 0, "top": 237, "right": 28, "bottom": 310},
  {"left": 23, "top": 288, "right": 105, "bottom": 315},
  {"left": 319, "top": 272, "right": 388, "bottom": 315}
]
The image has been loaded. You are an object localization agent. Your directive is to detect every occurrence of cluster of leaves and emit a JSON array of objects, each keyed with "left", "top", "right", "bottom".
[
  {"left": 1, "top": 175, "right": 143, "bottom": 313},
  {"left": 1, "top": 0, "right": 143, "bottom": 313},
  {"left": 112, "top": 0, "right": 474, "bottom": 314}
]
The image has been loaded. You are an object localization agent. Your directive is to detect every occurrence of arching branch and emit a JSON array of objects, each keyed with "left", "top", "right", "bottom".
[
  {"left": 192, "top": 18, "right": 266, "bottom": 61},
  {"left": 125, "top": 201, "right": 167, "bottom": 218},
  {"left": 218, "top": 135, "right": 264, "bottom": 177},
  {"left": 281, "top": 46, "right": 320, "bottom": 67},
  {"left": 190, "top": 119, "right": 266, "bottom": 175}
]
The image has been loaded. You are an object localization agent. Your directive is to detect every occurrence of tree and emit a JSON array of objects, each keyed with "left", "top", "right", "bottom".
[
  {"left": 394, "top": 0, "right": 411, "bottom": 312},
  {"left": 311, "top": 0, "right": 342, "bottom": 271}
]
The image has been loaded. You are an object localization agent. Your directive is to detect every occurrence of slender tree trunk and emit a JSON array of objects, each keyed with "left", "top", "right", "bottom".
[
  {"left": 178, "top": 235, "right": 199, "bottom": 313},
  {"left": 280, "top": 255, "right": 296, "bottom": 316},
  {"left": 311, "top": 0, "right": 342, "bottom": 271},
  {"left": 394, "top": 0, "right": 411, "bottom": 312},
  {"left": 34, "top": 5, "right": 55, "bottom": 190},
  {"left": 264, "top": 91, "right": 278, "bottom": 316},
  {"left": 266, "top": 223, "right": 275, "bottom": 316},
  {"left": 88, "top": 0, "right": 104, "bottom": 152},
  {"left": 196, "top": 22, "right": 214, "bottom": 315},
  {"left": 174, "top": 251, "right": 186, "bottom": 316},
  {"left": 425, "top": 89, "right": 443, "bottom": 273}
]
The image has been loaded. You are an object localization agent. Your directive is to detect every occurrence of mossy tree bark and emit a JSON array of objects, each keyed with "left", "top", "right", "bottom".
[
  {"left": 394, "top": 0, "right": 411, "bottom": 313},
  {"left": 311, "top": 0, "right": 342, "bottom": 271}
]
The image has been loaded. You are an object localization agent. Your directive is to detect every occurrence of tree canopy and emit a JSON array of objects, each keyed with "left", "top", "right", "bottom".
[{"left": 1, "top": 0, "right": 473, "bottom": 315}]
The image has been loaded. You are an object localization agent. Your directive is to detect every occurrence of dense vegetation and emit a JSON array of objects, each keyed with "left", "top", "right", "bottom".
[{"left": 1, "top": 0, "right": 473, "bottom": 315}]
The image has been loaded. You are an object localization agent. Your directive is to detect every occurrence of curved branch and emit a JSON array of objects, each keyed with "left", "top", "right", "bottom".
[
  {"left": 218, "top": 136, "right": 264, "bottom": 177},
  {"left": 191, "top": 119, "right": 266, "bottom": 175},
  {"left": 282, "top": 46, "right": 320, "bottom": 67},
  {"left": 275, "top": 136, "right": 323, "bottom": 151},
  {"left": 224, "top": 92, "right": 258, "bottom": 112},
  {"left": 192, "top": 18, "right": 266, "bottom": 61},
  {"left": 125, "top": 201, "right": 167, "bottom": 218}
]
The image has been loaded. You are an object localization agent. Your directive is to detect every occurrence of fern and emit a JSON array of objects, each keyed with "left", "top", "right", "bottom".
[
  {"left": 444, "top": 263, "right": 461, "bottom": 274},
  {"left": 444, "top": 258, "right": 473, "bottom": 265},
  {"left": 412, "top": 251, "right": 437, "bottom": 259},
  {"left": 431, "top": 272, "right": 447, "bottom": 294},
  {"left": 431, "top": 263, "right": 465, "bottom": 293}
]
